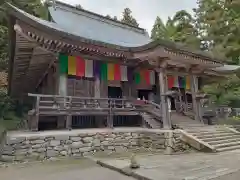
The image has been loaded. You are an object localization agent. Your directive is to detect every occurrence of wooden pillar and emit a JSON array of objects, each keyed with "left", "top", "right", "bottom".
[
  {"left": 158, "top": 67, "right": 170, "bottom": 129},
  {"left": 58, "top": 74, "right": 67, "bottom": 96},
  {"left": 58, "top": 74, "right": 68, "bottom": 129},
  {"left": 190, "top": 74, "right": 201, "bottom": 122}
]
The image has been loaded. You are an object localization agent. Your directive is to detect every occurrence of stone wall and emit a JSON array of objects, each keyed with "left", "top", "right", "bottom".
[{"left": 1, "top": 129, "right": 186, "bottom": 162}]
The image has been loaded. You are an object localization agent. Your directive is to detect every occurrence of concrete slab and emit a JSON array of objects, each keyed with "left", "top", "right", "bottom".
[
  {"left": 0, "top": 159, "right": 135, "bottom": 180},
  {"left": 97, "top": 150, "right": 240, "bottom": 180}
]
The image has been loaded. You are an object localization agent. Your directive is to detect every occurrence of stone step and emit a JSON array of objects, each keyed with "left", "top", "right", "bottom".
[
  {"left": 197, "top": 132, "right": 236, "bottom": 139},
  {"left": 216, "top": 144, "right": 240, "bottom": 152},
  {"left": 200, "top": 135, "right": 240, "bottom": 142},
  {"left": 192, "top": 131, "right": 233, "bottom": 137},
  {"left": 213, "top": 141, "right": 240, "bottom": 149},
  {"left": 209, "top": 138, "right": 240, "bottom": 145},
  {"left": 186, "top": 129, "right": 227, "bottom": 134}
]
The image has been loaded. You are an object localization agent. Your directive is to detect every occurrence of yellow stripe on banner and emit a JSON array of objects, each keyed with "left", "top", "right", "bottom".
[
  {"left": 68, "top": 56, "right": 76, "bottom": 75},
  {"left": 107, "top": 63, "right": 114, "bottom": 80},
  {"left": 186, "top": 76, "right": 191, "bottom": 90}
]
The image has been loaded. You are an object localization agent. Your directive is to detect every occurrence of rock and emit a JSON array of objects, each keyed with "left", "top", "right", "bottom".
[
  {"left": 107, "top": 146, "right": 115, "bottom": 150},
  {"left": 115, "top": 146, "right": 127, "bottom": 153},
  {"left": 101, "top": 141, "right": 109, "bottom": 146},
  {"left": 32, "top": 144, "right": 43, "bottom": 149},
  {"left": 54, "top": 146, "right": 64, "bottom": 151},
  {"left": 82, "top": 137, "right": 93, "bottom": 143},
  {"left": 92, "top": 139, "right": 101, "bottom": 147},
  {"left": 15, "top": 149, "right": 28, "bottom": 155},
  {"left": 79, "top": 147, "right": 92, "bottom": 153},
  {"left": 50, "top": 140, "right": 61, "bottom": 146},
  {"left": 60, "top": 151, "right": 68, "bottom": 156},
  {"left": 70, "top": 137, "right": 82, "bottom": 142},
  {"left": 36, "top": 148, "right": 46, "bottom": 153},
  {"left": 71, "top": 142, "right": 83, "bottom": 148},
  {"left": 71, "top": 149, "right": 80, "bottom": 154},
  {"left": 7, "top": 137, "right": 25, "bottom": 145},
  {"left": 46, "top": 150, "right": 58, "bottom": 157},
  {"left": 66, "top": 140, "right": 73, "bottom": 144},
  {"left": 2, "top": 155, "right": 15, "bottom": 162},
  {"left": 54, "top": 135, "right": 69, "bottom": 141},
  {"left": 32, "top": 140, "right": 45, "bottom": 144}
]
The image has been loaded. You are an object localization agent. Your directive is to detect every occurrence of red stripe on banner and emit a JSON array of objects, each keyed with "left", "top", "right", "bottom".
[
  {"left": 168, "top": 76, "right": 174, "bottom": 89},
  {"left": 144, "top": 70, "right": 150, "bottom": 85},
  {"left": 76, "top": 56, "right": 85, "bottom": 77},
  {"left": 114, "top": 64, "right": 121, "bottom": 81}
]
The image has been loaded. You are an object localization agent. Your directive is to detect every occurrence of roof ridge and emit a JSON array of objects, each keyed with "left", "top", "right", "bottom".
[{"left": 47, "top": 0, "right": 148, "bottom": 36}]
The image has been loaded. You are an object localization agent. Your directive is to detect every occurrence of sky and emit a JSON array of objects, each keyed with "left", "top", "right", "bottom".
[{"left": 60, "top": 0, "right": 197, "bottom": 33}]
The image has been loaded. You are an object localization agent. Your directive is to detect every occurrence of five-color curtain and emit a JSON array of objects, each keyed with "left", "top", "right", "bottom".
[
  {"left": 59, "top": 54, "right": 128, "bottom": 81},
  {"left": 134, "top": 70, "right": 155, "bottom": 85},
  {"left": 167, "top": 76, "right": 191, "bottom": 89}
]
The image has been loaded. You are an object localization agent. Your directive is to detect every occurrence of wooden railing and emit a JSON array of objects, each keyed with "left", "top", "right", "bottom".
[{"left": 28, "top": 93, "right": 137, "bottom": 116}]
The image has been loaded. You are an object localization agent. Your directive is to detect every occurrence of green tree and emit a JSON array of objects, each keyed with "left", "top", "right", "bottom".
[
  {"left": 194, "top": 0, "right": 240, "bottom": 107},
  {"left": 151, "top": 11, "right": 200, "bottom": 48},
  {"left": 151, "top": 16, "right": 176, "bottom": 40},
  {"left": 121, "top": 8, "right": 139, "bottom": 27}
]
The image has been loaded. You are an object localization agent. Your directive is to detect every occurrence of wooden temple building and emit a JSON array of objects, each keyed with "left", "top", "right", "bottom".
[{"left": 6, "top": 1, "right": 240, "bottom": 131}]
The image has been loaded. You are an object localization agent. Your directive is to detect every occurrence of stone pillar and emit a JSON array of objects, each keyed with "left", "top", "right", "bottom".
[
  {"left": 158, "top": 68, "right": 170, "bottom": 129},
  {"left": 190, "top": 74, "right": 201, "bottom": 122}
]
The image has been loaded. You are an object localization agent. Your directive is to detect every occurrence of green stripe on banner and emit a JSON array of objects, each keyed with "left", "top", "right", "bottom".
[
  {"left": 59, "top": 54, "right": 68, "bottom": 74},
  {"left": 183, "top": 77, "right": 186, "bottom": 89},
  {"left": 100, "top": 63, "right": 108, "bottom": 81},
  {"left": 135, "top": 72, "right": 141, "bottom": 84}
]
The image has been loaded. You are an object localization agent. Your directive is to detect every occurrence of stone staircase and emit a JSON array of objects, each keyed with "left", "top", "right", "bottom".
[
  {"left": 184, "top": 127, "right": 240, "bottom": 152},
  {"left": 141, "top": 112, "right": 162, "bottom": 129},
  {"left": 172, "top": 112, "right": 240, "bottom": 152}
]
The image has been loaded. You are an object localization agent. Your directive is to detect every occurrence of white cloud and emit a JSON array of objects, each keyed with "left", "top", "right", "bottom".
[{"left": 59, "top": 0, "right": 197, "bottom": 33}]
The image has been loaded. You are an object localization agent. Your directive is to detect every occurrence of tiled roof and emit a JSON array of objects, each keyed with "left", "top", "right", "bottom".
[
  {"left": 0, "top": 72, "right": 7, "bottom": 87},
  {"left": 48, "top": 1, "right": 151, "bottom": 47}
]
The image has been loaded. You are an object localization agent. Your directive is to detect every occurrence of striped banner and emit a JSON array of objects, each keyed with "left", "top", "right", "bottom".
[
  {"left": 167, "top": 76, "right": 174, "bottom": 89},
  {"left": 134, "top": 70, "right": 155, "bottom": 85},
  {"left": 58, "top": 54, "right": 127, "bottom": 81}
]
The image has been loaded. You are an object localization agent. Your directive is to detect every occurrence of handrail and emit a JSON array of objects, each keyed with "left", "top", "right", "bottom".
[{"left": 28, "top": 93, "right": 129, "bottom": 101}]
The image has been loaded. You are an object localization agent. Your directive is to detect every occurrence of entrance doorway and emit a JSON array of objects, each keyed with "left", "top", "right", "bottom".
[
  {"left": 138, "top": 89, "right": 151, "bottom": 100},
  {"left": 108, "top": 86, "right": 122, "bottom": 98}
]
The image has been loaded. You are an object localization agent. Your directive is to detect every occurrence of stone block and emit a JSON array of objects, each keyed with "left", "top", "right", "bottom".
[
  {"left": 79, "top": 147, "right": 92, "bottom": 153},
  {"left": 82, "top": 136, "right": 93, "bottom": 143},
  {"left": 50, "top": 140, "right": 61, "bottom": 146},
  {"left": 7, "top": 137, "right": 25, "bottom": 145},
  {"left": 32, "top": 144, "right": 43, "bottom": 149},
  {"left": 54, "top": 135, "right": 69, "bottom": 141},
  {"left": 46, "top": 150, "right": 58, "bottom": 157},
  {"left": 60, "top": 151, "right": 68, "bottom": 156},
  {"left": 107, "top": 146, "right": 115, "bottom": 150},
  {"left": 92, "top": 139, "right": 101, "bottom": 147},
  {"left": 71, "top": 141, "right": 84, "bottom": 148},
  {"left": 2, "top": 155, "right": 15, "bottom": 162},
  {"left": 66, "top": 140, "right": 73, "bottom": 144},
  {"left": 115, "top": 146, "right": 127, "bottom": 153},
  {"left": 36, "top": 148, "right": 46, "bottom": 153},
  {"left": 54, "top": 146, "right": 65, "bottom": 151},
  {"left": 31, "top": 140, "right": 45, "bottom": 144},
  {"left": 70, "top": 136, "right": 82, "bottom": 142}
]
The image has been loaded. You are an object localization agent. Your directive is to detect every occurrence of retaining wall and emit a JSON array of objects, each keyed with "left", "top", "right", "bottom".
[{"left": 1, "top": 128, "right": 187, "bottom": 162}]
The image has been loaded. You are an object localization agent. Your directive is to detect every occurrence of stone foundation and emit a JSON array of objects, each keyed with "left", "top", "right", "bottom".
[{"left": 1, "top": 128, "right": 188, "bottom": 162}]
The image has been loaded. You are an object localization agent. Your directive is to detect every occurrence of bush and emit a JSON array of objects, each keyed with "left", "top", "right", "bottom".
[{"left": 0, "top": 88, "right": 13, "bottom": 118}]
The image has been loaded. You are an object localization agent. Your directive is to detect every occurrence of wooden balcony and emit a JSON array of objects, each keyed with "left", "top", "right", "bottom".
[{"left": 27, "top": 94, "right": 163, "bottom": 131}]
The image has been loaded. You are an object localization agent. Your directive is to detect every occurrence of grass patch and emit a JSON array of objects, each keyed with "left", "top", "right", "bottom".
[{"left": 0, "top": 119, "right": 21, "bottom": 131}]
